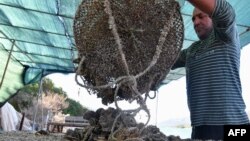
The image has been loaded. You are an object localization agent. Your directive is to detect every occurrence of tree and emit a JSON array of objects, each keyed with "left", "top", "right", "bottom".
[
  {"left": 63, "top": 98, "right": 88, "bottom": 116},
  {"left": 42, "top": 92, "right": 69, "bottom": 114},
  {"left": 42, "top": 78, "right": 54, "bottom": 95},
  {"left": 9, "top": 77, "right": 88, "bottom": 116},
  {"left": 8, "top": 91, "right": 34, "bottom": 112},
  {"left": 20, "top": 83, "right": 39, "bottom": 96}
]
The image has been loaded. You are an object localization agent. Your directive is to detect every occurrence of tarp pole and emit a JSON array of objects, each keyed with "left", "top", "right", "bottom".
[
  {"left": 32, "top": 77, "right": 43, "bottom": 130},
  {"left": 0, "top": 40, "right": 15, "bottom": 89}
]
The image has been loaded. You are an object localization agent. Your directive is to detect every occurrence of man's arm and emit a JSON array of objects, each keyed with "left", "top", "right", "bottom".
[
  {"left": 187, "top": 0, "right": 216, "bottom": 16},
  {"left": 189, "top": 0, "right": 237, "bottom": 43},
  {"left": 171, "top": 49, "right": 187, "bottom": 70}
]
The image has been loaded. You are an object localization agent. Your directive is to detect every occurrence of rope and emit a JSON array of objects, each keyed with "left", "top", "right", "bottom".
[
  {"left": 75, "top": 0, "right": 178, "bottom": 140},
  {"left": 104, "top": 0, "right": 130, "bottom": 76},
  {"left": 155, "top": 91, "right": 159, "bottom": 126}
]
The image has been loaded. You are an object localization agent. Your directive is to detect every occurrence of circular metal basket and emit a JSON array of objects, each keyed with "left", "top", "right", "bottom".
[{"left": 74, "top": 0, "right": 184, "bottom": 105}]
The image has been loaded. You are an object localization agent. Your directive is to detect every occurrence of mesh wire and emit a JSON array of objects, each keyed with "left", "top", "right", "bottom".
[{"left": 74, "top": 0, "right": 184, "bottom": 105}]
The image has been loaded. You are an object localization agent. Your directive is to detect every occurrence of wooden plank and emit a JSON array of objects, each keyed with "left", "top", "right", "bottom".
[
  {"left": 64, "top": 116, "right": 88, "bottom": 123},
  {"left": 48, "top": 122, "right": 89, "bottom": 127},
  {"left": 47, "top": 122, "right": 90, "bottom": 132},
  {"left": 47, "top": 116, "right": 90, "bottom": 132}
]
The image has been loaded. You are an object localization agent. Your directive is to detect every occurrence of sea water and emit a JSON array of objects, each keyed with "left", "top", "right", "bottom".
[{"left": 160, "top": 126, "right": 192, "bottom": 139}]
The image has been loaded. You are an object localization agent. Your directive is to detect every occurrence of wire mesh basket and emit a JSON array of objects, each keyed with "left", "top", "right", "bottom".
[{"left": 74, "top": 0, "right": 184, "bottom": 105}]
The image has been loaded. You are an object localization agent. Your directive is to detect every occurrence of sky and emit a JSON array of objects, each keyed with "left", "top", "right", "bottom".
[{"left": 47, "top": 43, "right": 250, "bottom": 126}]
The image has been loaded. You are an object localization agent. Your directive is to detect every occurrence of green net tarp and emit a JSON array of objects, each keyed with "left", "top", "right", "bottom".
[
  {"left": 0, "top": 44, "right": 24, "bottom": 103},
  {"left": 1, "top": 0, "right": 250, "bottom": 107},
  {"left": 0, "top": 0, "right": 81, "bottom": 107}
]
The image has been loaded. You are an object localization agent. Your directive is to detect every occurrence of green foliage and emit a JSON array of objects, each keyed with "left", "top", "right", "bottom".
[
  {"left": 63, "top": 98, "right": 88, "bottom": 116},
  {"left": 53, "top": 87, "right": 67, "bottom": 96},
  {"left": 21, "top": 83, "right": 39, "bottom": 95},
  {"left": 20, "top": 78, "right": 66, "bottom": 96},
  {"left": 42, "top": 78, "right": 54, "bottom": 94}
]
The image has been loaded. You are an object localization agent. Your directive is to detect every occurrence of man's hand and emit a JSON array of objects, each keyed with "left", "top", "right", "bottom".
[{"left": 187, "top": 0, "right": 215, "bottom": 16}]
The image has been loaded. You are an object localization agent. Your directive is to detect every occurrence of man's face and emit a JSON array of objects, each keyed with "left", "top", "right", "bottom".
[{"left": 192, "top": 8, "right": 213, "bottom": 40}]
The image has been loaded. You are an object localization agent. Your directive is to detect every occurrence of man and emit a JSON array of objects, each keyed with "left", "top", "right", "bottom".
[{"left": 172, "top": 0, "right": 249, "bottom": 140}]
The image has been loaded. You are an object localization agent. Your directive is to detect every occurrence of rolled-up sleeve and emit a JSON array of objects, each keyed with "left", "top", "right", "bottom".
[{"left": 211, "top": 0, "right": 237, "bottom": 43}]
